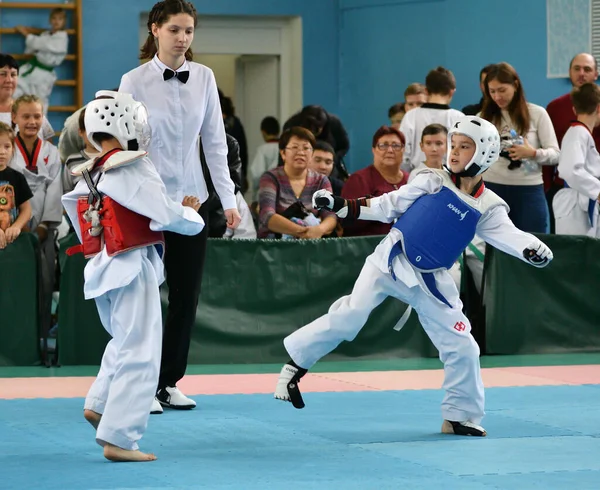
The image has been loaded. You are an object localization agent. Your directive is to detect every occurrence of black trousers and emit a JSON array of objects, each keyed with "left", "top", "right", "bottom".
[{"left": 158, "top": 205, "right": 209, "bottom": 389}]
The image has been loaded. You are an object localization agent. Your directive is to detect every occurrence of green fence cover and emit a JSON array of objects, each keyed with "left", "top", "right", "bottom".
[
  {"left": 0, "top": 233, "right": 40, "bottom": 366},
  {"left": 484, "top": 234, "right": 600, "bottom": 354},
  {"left": 8, "top": 232, "right": 596, "bottom": 366}
]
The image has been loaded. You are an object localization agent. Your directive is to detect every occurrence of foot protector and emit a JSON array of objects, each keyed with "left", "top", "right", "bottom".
[
  {"left": 442, "top": 420, "right": 487, "bottom": 437},
  {"left": 274, "top": 362, "right": 307, "bottom": 409}
]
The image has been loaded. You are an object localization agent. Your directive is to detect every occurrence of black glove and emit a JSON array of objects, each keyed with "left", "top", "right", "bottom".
[{"left": 312, "top": 190, "right": 346, "bottom": 213}]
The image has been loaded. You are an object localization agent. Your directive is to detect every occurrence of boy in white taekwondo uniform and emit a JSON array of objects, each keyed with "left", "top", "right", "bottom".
[
  {"left": 14, "top": 8, "right": 69, "bottom": 112},
  {"left": 554, "top": 83, "right": 600, "bottom": 236},
  {"left": 62, "top": 91, "right": 204, "bottom": 462},
  {"left": 274, "top": 116, "right": 553, "bottom": 437}
]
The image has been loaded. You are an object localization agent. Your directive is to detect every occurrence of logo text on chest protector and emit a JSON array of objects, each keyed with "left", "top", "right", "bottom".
[{"left": 447, "top": 203, "right": 469, "bottom": 221}]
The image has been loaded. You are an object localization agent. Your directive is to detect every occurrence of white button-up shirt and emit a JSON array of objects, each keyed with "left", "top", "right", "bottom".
[{"left": 119, "top": 55, "right": 236, "bottom": 211}]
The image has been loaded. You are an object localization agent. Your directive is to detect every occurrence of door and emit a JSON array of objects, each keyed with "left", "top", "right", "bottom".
[{"left": 234, "top": 55, "right": 281, "bottom": 168}]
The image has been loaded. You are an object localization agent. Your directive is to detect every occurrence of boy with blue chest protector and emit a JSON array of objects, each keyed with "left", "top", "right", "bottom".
[{"left": 275, "top": 116, "right": 553, "bottom": 436}]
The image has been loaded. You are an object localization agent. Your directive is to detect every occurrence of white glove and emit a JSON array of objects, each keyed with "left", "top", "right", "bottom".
[
  {"left": 312, "top": 189, "right": 348, "bottom": 218},
  {"left": 523, "top": 241, "right": 553, "bottom": 268}
]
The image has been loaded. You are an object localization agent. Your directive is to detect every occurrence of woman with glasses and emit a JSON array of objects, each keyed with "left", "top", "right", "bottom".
[
  {"left": 341, "top": 126, "right": 408, "bottom": 236},
  {"left": 257, "top": 126, "right": 337, "bottom": 239}
]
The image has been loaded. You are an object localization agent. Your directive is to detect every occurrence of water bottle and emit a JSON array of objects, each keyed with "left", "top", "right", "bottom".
[
  {"left": 281, "top": 217, "right": 305, "bottom": 240},
  {"left": 509, "top": 130, "right": 538, "bottom": 173}
]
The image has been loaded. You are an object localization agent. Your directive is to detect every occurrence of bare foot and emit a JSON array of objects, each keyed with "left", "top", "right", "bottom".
[
  {"left": 83, "top": 409, "right": 102, "bottom": 430},
  {"left": 103, "top": 443, "right": 157, "bottom": 462}
]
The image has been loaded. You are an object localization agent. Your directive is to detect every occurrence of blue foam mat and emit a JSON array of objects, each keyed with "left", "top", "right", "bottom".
[{"left": 1, "top": 385, "right": 599, "bottom": 489}]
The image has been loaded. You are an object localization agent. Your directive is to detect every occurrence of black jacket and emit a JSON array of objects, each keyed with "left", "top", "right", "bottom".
[
  {"left": 201, "top": 134, "right": 243, "bottom": 238},
  {"left": 461, "top": 98, "right": 484, "bottom": 116},
  {"left": 224, "top": 115, "right": 248, "bottom": 187}
]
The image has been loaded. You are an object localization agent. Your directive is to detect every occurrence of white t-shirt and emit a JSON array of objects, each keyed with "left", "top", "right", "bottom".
[{"left": 400, "top": 103, "right": 463, "bottom": 172}]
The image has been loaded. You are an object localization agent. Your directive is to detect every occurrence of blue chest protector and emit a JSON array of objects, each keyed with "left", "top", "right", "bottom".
[
  {"left": 387, "top": 186, "right": 482, "bottom": 307},
  {"left": 390, "top": 186, "right": 482, "bottom": 271}
]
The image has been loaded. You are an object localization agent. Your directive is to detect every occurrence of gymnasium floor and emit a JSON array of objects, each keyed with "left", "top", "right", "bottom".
[{"left": 2, "top": 353, "right": 600, "bottom": 489}]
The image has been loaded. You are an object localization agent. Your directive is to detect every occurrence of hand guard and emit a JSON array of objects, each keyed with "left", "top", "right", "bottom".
[
  {"left": 523, "top": 241, "right": 553, "bottom": 268},
  {"left": 312, "top": 189, "right": 348, "bottom": 218},
  {"left": 312, "top": 190, "right": 369, "bottom": 220}
]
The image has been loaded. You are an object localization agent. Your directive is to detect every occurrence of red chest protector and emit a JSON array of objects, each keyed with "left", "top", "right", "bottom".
[{"left": 67, "top": 149, "right": 165, "bottom": 259}]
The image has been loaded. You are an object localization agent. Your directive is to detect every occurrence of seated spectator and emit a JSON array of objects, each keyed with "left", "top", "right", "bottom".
[
  {"left": 247, "top": 116, "right": 280, "bottom": 203},
  {"left": 341, "top": 126, "right": 408, "bottom": 236},
  {"left": 308, "top": 141, "right": 344, "bottom": 196},
  {"left": 408, "top": 123, "right": 448, "bottom": 181},
  {"left": 0, "top": 122, "right": 32, "bottom": 249},
  {"left": 258, "top": 127, "right": 337, "bottom": 239},
  {"left": 61, "top": 107, "right": 100, "bottom": 193},
  {"left": 388, "top": 103, "right": 405, "bottom": 129}
]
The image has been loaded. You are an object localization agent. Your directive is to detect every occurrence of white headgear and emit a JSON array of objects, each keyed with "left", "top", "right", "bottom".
[
  {"left": 445, "top": 116, "right": 500, "bottom": 177},
  {"left": 85, "top": 90, "right": 152, "bottom": 152}
]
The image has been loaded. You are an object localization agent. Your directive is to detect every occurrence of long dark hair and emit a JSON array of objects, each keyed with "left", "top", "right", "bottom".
[
  {"left": 140, "top": 0, "right": 198, "bottom": 61},
  {"left": 480, "top": 62, "right": 530, "bottom": 136}
]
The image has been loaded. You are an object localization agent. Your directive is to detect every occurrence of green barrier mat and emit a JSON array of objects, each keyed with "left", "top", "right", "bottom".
[
  {"left": 484, "top": 234, "right": 600, "bottom": 354},
  {"left": 0, "top": 233, "right": 40, "bottom": 366},
  {"left": 15, "top": 231, "right": 600, "bottom": 366}
]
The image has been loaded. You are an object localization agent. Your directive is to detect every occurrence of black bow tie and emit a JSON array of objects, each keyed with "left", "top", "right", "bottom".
[{"left": 163, "top": 68, "right": 189, "bottom": 84}]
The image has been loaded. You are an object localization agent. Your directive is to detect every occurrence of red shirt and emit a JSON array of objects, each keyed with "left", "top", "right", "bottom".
[
  {"left": 545, "top": 92, "right": 600, "bottom": 190},
  {"left": 341, "top": 165, "right": 408, "bottom": 236}
]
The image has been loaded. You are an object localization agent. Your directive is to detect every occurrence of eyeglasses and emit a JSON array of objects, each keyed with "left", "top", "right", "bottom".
[
  {"left": 286, "top": 146, "right": 313, "bottom": 153},
  {"left": 376, "top": 143, "right": 404, "bottom": 151}
]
